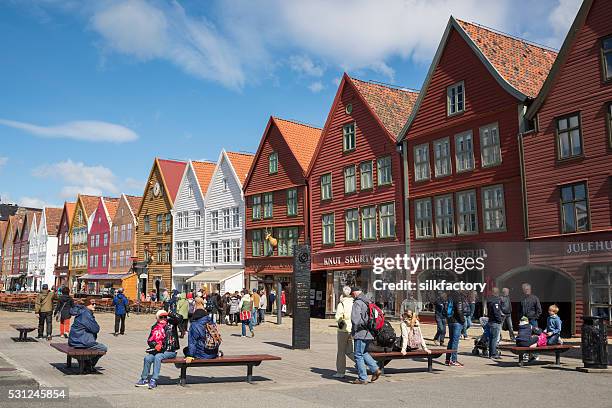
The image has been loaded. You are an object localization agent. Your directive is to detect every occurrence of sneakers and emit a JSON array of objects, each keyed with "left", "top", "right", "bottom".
[
  {"left": 332, "top": 373, "right": 345, "bottom": 378},
  {"left": 350, "top": 379, "right": 368, "bottom": 385},
  {"left": 450, "top": 361, "right": 464, "bottom": 367},
  {"left": 113, "top": 333, "right": 119, "bottom": 337},
  {"left": 148, "top": 379, "right": 157, "bottom": 389},
  {"left": 135, "top": 379, "right": 148, "bottom": 387}
]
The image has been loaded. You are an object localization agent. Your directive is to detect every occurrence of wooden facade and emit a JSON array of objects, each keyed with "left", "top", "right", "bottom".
[
  {"left": 68, "top": 195, "right": 100, "bottom": 289},
  {"left": 108, "top": 194, "right": 142, "bottom": 276}
]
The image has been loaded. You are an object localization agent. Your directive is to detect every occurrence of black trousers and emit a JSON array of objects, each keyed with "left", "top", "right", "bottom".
[
  {"left": 38, "top": 312, "right": 52, "bottom": 337},
  {"left": 114, "top": 314, "right": 126, "bottom": 334}
]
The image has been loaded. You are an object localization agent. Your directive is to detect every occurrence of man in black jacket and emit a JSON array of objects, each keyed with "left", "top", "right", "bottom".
[
  {"left": 445, "top": 291, "right": 465, "bottom": 366},
  {"left": 433, "top": 292, "right": 447, "bottom": 346},
  {"left": 500, "top": 287, "right": 515, "bottom": 341},
  {"left": 487, "top": 287, "right": 504, "bottom": 359},
  {"left": 520, "top": 283, "right": 542, "bottom": 328}
]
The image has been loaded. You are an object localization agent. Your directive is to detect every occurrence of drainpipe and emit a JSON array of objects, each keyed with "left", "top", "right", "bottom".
[{"left": 400, "top": 139, "right": 411, "bottom": 303}]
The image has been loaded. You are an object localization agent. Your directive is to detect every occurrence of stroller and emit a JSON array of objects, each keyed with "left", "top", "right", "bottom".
[{"left": 472, "top": 317, "right": 490, "bottom": 357}]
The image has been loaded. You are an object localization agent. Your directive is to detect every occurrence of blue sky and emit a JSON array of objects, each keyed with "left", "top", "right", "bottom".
[{"left": 0, "top": 0, "right": 582, "bottom": 208}]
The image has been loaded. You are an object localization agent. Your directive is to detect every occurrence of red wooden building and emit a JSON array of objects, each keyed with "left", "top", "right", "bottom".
[
  {"left": 522, "top": 0, "right": 612, "bottom": 333},
  {"left": 398, "top": 18, "right": 557, "bottom": 324},
  {"left": 309, "top": 74, "right": 418, "bottom": 317},
  {"left": 54, "top": 202, "right": 75, "bottom": 288},
  {"left": 243, "top": 117, "right": 322, "bottom": 315}
]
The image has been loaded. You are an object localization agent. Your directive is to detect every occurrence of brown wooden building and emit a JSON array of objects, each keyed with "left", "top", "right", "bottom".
[{"left": 54, "top": 202, "right": 75, "bottom": 288}]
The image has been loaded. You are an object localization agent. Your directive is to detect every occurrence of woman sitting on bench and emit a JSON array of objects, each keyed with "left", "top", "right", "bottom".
[
  {"left": 400, "top": 310, "right": 430, "bottom": 355},
  {"left": 68, "top": 298, "right": 107, "bottom": 373},
  {"left": 183, "top": 297, "right": 222, "bottom": 362}
]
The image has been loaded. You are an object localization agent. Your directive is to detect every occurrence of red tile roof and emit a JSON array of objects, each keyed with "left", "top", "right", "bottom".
[
  {"left": 456, "top": 19, "right": 558, "bottom": 98},
  {"left": 273, "top": 118, "right": 323, "bottom": 174},
  {"left": 44, "top": 207, "right": 63, "bottom": 236},
  {"left": 79, "top": 195, "right": 101, "bottom": 218},
  {"left": 350, "top": 77, "right": 419, "bottom": 138},
  {"left": 157, "top": 159, "right": 187, "bottom": 203},
  {"left": 65, "top": 202, "right": 76, "bottom": 227},
  {"left": 192, "top": 161, "right": 216, "bottom": 196},
  {"left": 125, "top": 195, "right": 143, "bottom": 217},
  {"left": 103, "top": 198, "right": 120, "bottom": 220},
  {"left": 226, "top": 152, "right": 255, "bottom": 185}
]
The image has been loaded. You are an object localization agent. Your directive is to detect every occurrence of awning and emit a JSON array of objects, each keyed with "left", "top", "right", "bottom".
[
  {"left": 186, "top": 269, "right": 243, "bottom": 283},
  {"left": 6, "top": 274, "right": 25, "bottom": 279},
  {"left": 77, "top": 273, "right": 134, "bottom": 280}
]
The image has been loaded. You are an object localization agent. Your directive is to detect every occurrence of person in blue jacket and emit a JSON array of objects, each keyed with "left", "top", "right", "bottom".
[
  {"left": 112, "top": 287, "right": 129, "bottom": 336},
  {"left": 546, "top": 304, "right": 562, "bottom": 345},
  {"left": 68, "top": 299, "right": 107, "bottom": 373},
  {"left": 183, "top": 297, "right": 221, "bottom": 361}
]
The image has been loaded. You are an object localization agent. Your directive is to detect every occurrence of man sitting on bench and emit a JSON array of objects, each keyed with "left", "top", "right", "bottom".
[
  {"left": 183, "top": 297, "right": 223, "bottom": 362},
  {"left": 68, "top": 299, "right": 107, "bottom": 373}
]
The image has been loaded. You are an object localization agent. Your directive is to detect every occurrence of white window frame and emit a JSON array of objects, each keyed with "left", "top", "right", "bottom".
[
  {"left": 322, "top": 213, "right": 335, "bottom": 245},
  {"left": 232, "top": 207, "right": 240, "bottom": 228},
  {"left": 447, "top": 81, "right": 465, "bottom": 116},
  {"left": 263, "top": 193, "right": 273, "bottom": 219},
  {"left": 360, "top": 161, "right": 373, "bottom": 190},
  {"left": 377, "top": 156, "right": 392, "bottom": 186},
  {"left": 194, "top": 240, "right": 201, "bottom": 261},
  {"left": 211, "top": 210, "right": 219, "bottom": 232},
  {"left": 435, "top": 195, "right": 455, "bottom": 237},
  {"left": 287, "top": 188, "right": 298, "bottom": 216},
  {"left": 211, "top": 242, "right": 219, "bottom": 263},
  {"left": 343, "top": 122, "right": 356, "bottom": 152},
  {"left": 345, "top": 209, "right": 359, "bottom": 242},
  {"left": 455, "top": 131, "right": 474, "bottom": 172},
  {"left": 252, "top": 195, "right": 262, "bottom": 220},
  {"left": 433, "top": 137, "right": 451, "bottom": 178},
  {"left": 194, "top": 210, "right": 201, "bottom": 228},
  {"left": 269, "top": 152, "right": 278, "bottom": 174},
  {"left": 361, "top": 206, "right": 377, "bottom": 240},
  {"left": 482, "top": 184, "right": 507, "bottom": 233},
  {"left": 456, "top": 190, "right": 478, "bottom": 235},
  {"left": 480, "top": 123, "right": 502, "bottom": 167},
  {"left": 414, "top": 198, "right": 433, "bottom": 239},
  {"left": 222, "top": 208, "right": 231, "bottom": 230},
  {"left": 414, "top": 143, "right": 430, "bottom": 181},
  {"left": 379, "top": 203, "right": 396, "bottom": 239},
  {"left": 321, "top": 173, "right": 332, "bottom": 200},
  {"left": 344, "top": 165, "right": 356, "bottom": 194},
  {"left": 222, "top": 240, "right": 231, "bottom": 263},
  {"left": 231, "top": 239, "right": 241, "bottom": 263}
]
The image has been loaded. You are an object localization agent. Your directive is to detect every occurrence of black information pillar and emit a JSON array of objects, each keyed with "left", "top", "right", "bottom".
[{"left": 292, "top": 244, "right": 311, "bottom": 350}]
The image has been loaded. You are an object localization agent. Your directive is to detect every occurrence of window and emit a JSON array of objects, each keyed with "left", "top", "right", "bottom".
[
  {"left": 211, "top": 210, "right": 219, "bottom": 232},
  {"left": 377, "top": 156, "right": 392, "bottom": 185},
  {"left": 480, "top": 123, "right": 502, "bottom": 167},
  {"left": 321, "top": 173, "right": 332, "bottom": 200},
  {"left": 269, "top": 152, "right": 278, "bottom": 174},
  {"left": 223, "top": 178, "right": 228, "bottom": 191},
  {"left": 361, "top": 206, "right": 376, "bottom": 240},
  {"left": 195, "top": 210, "right": 201, "bottom": 228},
  {"left": 435, "top": 195, "right": 454, "bottom": 236},
  {"left": 252, "top": 196, "right": 262, "bottom": 220},
  {"left": 188, "top": 184, "right": 193, "bottom": 197},
  {"left": 90, "top": 235, "right": 95, "bottom": 247},
  {"left": 103, "top": 233, "right": 108, "bottom": 247},
  {"left": 482, "top": 185, "right": 506, "bottom": 232},
  {"left": 164, "top": 243, "right": 171, "bottom": 263},
  {"left": 252, "top": 230, "right": 262, "bottom": 257},
  {"left": 95, "top": 255, "right": 98, "bottom": 268},
  {"left": 379, "top": 203, "right": 396, "bottom": 238},
  {"left": 211, "top": 242, "right": 219, "bottom": 263},
  {"left": 345, "top": 209, "right": 359, "bottom": 242},
  {"left": 89, "top": 255, "right": 94, "bottom": 268},
  {"left": 603, "top": 36, "right": 612, "bottom": 81},
  {"left": 456, "top": 190, "right": 478, "bottom": 234},
  {"left": 232, "top": 207, "right": 240, "bottom": 228},
  {"left": 144, "top": 215, "right": 150, "bottom": 233},
  {"left": 222, "top": 208, "right": 231, "bottom": 230},
  {"left": 222, "top": 241, "right": 231, "bottom": 263},
  {"left": 194, "top": 241, "right": 201, "bottom": 261},
  {"left": 433, "top": 137, "right": 451, "bottom": 178},
  {"left": 608, "top": 103, "right": 612, "bottom": 147},
  {"left": 455, "top": 131, "right": 474, "bottom": 172},
  {"left": 176, "top": 242, "right": 183, "bottom": 261},
  {"left": 322, "top": 213, "right": 335, "bottom": 245},
  {"left": 447, "top": 81, "right": 465, "bottom": 115},
  {"left": 415, "top": 198, "right": 433, "bottom": 239},
  {"left": 120, "top": 250, "right": 125, "bottom": 267},
  {"left": 263, "top": 232, "right": 273, "bottom": 256},
  {"left": 165, "top": 213, "right": 171, "bottom": 232},
  {"left": 127, "top": 223, "right": 132, "bottom": 240},
  {"left": 278, "top": 228, "right": 298, "bottom": 256},
  {"left": 343, "top": 123, "right": 356, "bottom": 152},
  {"left": 263, "top": 193, "right": 273, "bottom": 218},
  {"left": 156, "top": 214, "right": 163, "bottom": 233},
  {"left": 560, "top": 182, "right": 589, "bottom": 233},
  {"left": 344, "top": 166, "right": 356, "bottom": 193},
  {"left": 287, "top": 189, "right": 298, "bottom": 216},
  {"left": 113, "top": 226, "right": 118, "bottom": 243},
  {"left": 556, "top": 114, "right": 582, "bottom": 159},
  {"left": 231, "top": 240, "right": 241, "bottom": 263},
  {"left": 112, "top": 251, "right": 117, "bottom": 268},
  {"left": 414, "top": 144, "right": 430, "bottom": 181},
  {"left": 125, "top": 250, "right": 131, "bottom": 267},
  {"left": 360, "top": 161, "right": 373, "bottom": 190},
  {"left": 121, "top": 224, "right": 126, "bottom": 241},
  {"left": 183, "top": 241, "right": 189, "bottom": 261},
  {"left": 588, "top": 265, "right": 612, "bottom": 321}
]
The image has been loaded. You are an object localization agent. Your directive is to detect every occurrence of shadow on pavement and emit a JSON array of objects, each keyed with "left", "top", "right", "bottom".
[
  {"left": 157, "top": 374, "right": 270, "bottom": 385},
  {"left": 263, "top": 341, "right": 293, "bottom": 349},
  {"left": 49, "top": 362, "right": 105, "bottom": 375}
]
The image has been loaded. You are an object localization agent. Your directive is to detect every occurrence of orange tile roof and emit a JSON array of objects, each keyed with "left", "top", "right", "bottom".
[
  {"left": 350, "top": 77, "right": 419, "bottom": 138},
  {"left": 79, "top": 195, "right": 101, "bottom": 217},
  {"left": 44, "top": 207, "right": 63, "bottom": 236},
  {"left": 125, "top": 195, "right": 143, "bottom": 217},
  {"left": 157, "top": 159, "right": 187, "bottom": 203},
  {"left": 273, "top": 117, "right": 323, "bottom": 174},
  {"left": 456, "top": 19, "right": 558, "bottom": 99},
  {"left": 226, "top": 151, "right": 255, "bottom": 185},
  {"left": 103, "top": 198, "right": 120, "bottom": 220},
  {"left": 65, "top": 202, "right": 76, "bottom": 227},
  {"left": 192, "top": 161, "right": 216, "bottom": 196}
]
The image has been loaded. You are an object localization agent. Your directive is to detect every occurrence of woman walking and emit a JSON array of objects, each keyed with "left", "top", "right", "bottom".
[
  {"left": 239, "top": 290, "right": 254, "bottom": 338},
  {"left": 54, "top": 287, "right": 74, "bottom": 338}
]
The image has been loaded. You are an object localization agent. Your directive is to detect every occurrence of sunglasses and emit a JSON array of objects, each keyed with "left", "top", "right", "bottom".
[{"left": 159, "top": 315, "right": 168, "bottom": 319}]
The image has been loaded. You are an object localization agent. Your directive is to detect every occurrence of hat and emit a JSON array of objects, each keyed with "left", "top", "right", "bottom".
[
  {"left": 156, "top": 310, "right": 169, "bottom": 319},
  {"left": 350, "top": 286, "right": 362, "bottom": 293},
  {"left": 42, "top": 284, "right": 49, "bottom": 290},
  {"left": 519, "top": 316, "right": 529, "bottom": 324},
  {"left": 186, "top": 293, "right": 193, "bottom": 299},
  {"left": 118, "top": 287, "right": 124, "bottom": 293}
]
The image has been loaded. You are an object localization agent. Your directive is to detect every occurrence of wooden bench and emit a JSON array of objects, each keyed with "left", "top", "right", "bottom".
[
  {"left": 498, "top": 344, "right": 574, "bottom": 367},
  {"left": 162, "top": 354, "right": 282, "bottom": 385},
  {"left": 371, "top": 349, "right": 456, "bottom": 373},
  {"left": 50, "top": 343, "right": 107, "bottom": 374},
  {"left": 10, "top": 324, "right": 37, "bottom": 342}
]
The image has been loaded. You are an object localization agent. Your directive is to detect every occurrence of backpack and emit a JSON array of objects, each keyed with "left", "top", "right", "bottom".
[
  {"left": 205, "top": 322, "right": 222, "bottom": 349},
  {"left": 375, "top": 321, "right": 396, "bottom": 348},
  {"left": 408, "top": 326, "right": 423, "bottom": 350},
  {"left": 446, "top": 299, "right": 454, "bottom": 318},
  {"left": 365, "top": 302, "right": 385, "bottom": 334}
]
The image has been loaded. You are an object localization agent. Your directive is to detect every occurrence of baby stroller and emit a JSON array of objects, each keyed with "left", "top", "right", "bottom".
[{"left": 471, "top": 317, "right": 490, "bottom": 357}]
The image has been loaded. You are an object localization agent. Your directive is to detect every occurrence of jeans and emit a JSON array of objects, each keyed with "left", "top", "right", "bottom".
[
  {"left": 140, "top": 351, "right": 176, "bottom": 380},
  {"left": 462, "top": 304, "right": 475, "bottom": 336},
  {"left": 38, "top": 312, "right": 52, "bottom": 337},
  {"left": 503, "top": 315, "right": 515, "bottom": 339},
  {"left": 241, "top": 318, "right": 254, "bottom": 336},
  {"left": 488, "top": 322, "right": 501, "bottom": 358},
  {"left": 87, "top": 343, "right": 107, "bottom": 367},
  {"left": 446, "top": 322, "right": 462, "bottom": 363},
  {"left": 547, "top": 333, "right": 560, "bottom": 345},
  {"left": 354, "top": 339, "right": 379, "bottom": 381},
  {"left": 258, "top": 308, "right": 265, "bottom": 323},
  {"left": 114, "top": 314, "right": 126, "bottom": 334},
  {"left": 336, "top": 331, "right": 355, "bottom": 375},
  {"left": 434, "top": 316, "right": 446, "bottom": 343},
  {"left": 251, "top": 308, "right": 258, "bottom": 325}
]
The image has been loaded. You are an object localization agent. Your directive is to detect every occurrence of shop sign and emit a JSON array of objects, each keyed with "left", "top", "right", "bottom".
[
  {"left": 323, "top": 253, "right": 389, "bottom": 267},
  {"left": 566, "top": 240, "right": 612, "bottom": 255}
]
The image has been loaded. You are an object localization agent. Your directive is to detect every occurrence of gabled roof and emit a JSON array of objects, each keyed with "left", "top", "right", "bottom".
[
  {"left": 24, "top": 210, "right": 41, "bottom": 237},
  {"left": 350, "top": 77, "right": 419, "bottom": 137},
  {"left": 43, "top": 207, "right": 63, "bottom": 236},
  {"left": 78, "top": 194, "right": 101, "bottom": 218},
  {"left": 0, "top": 220, "right": 7, "bottom": 244},
  {"left": 157, "top": 158, "right": 187, "bottom": 203},
  {"left": 526, "top": 0, "right": 593, "bottom": 119},
  {"left": 102, "top": 197, "right": 120, "bottom": 221},
  {"left": 65, "top": 202, "right": 76, "bottom": 228},
  {"left": 398, "top": 16, "right": 558, "bottom": 142},
  {"left": 192, "top": 161, "right": 217, "bottom": 196},
  {"left": 226, "top": 152, "right": 255, "bottom": 185},
  {"left": 124, "top": 195, "right": 143, "bottom": 217}
]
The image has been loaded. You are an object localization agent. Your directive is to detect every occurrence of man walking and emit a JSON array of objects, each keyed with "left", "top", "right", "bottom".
[
  {"left": 350, "top": 287, "right": 381, "bottom": 384},
  {"left": 520, "top": 283, "right": 542, "bottom": 328},
  {"left": 500, "top": 288, "right": 515, "bottom": 341},
  {"left": 112, "top": 287, "right": 129, "bottom": 336},
  {"left": 35, "top": 284, "right": 55, "bottom": 340},
  {"left": 487, "top": 287, "right": 504, "bottom": 360},
  {"left": 258, "top": 289, "right": 267, "bottom": 323},
  {"left": 433, "top": 292, "right": 447, "bottom": 346},
  {"left": 251, "top": 289, "right": 260, "bottom": 325}
]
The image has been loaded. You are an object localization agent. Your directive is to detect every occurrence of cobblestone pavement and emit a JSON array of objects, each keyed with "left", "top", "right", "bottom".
[{"left": 0, "top": 311, "right": 610, "bottom": 408}]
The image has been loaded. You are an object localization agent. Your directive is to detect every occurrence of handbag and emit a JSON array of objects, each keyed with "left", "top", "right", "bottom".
[
  {"left": 240, "top": 310, "right": 252, "bottom": 321},
  {"left": 408, "top": 327, "right": 422, "bottom": 350},
  {"left": 537, "top": 332, "right": 547, "bottom": 347}
]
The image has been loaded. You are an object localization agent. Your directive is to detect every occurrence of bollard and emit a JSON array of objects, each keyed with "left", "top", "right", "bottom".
[{"left": 581, "top": 315, "right": 608, "bottom": 369}]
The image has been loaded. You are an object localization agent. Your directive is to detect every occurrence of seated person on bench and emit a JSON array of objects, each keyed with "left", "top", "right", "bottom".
[
  {"left": 68, "top": 298, "right": 107, "bottom": 373},
  {"left": 400, "top": 310, "right": 431, "bottom": 355},
  {"left": 135, "top": 309, "right": 182, "bottom": 389},
  {"left": 516, "top": 316, "right": 541, "bottom": 362},
  {"left": 545, "top": 305, "right": 562, "bottom": 345},
  {"left": 183, "top": 297, "right": 223, "bottom": 362}
]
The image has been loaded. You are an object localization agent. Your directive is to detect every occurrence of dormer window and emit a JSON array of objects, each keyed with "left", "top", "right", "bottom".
[
  {"left": 269, "top": 152, "right": 278, "bottom": 174},
  {"left": 447, "top": 81, "right": 465, "bottom": 116}
]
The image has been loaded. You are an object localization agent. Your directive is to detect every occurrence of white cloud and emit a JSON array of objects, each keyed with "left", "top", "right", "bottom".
[
  {"left": 288, "top": 55, "right": 324, "bottom": 77},
  {"left": 123, "top": 177, "right": 145, "bottom": 193},
  {"left": 32, "top": 160, "right": 119, "bottom": 199},
  {"left": 19, "top": 196, "right": 59, "bottom": 209},
  {"left": 0, "top": 118, "right": 138, "bottom": 143},
  {"left": 548, "top": 0, "right": 582, "bottom": 39},
  {"left": 308, "top": 81, "right": 324, "bottom": 93}
]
